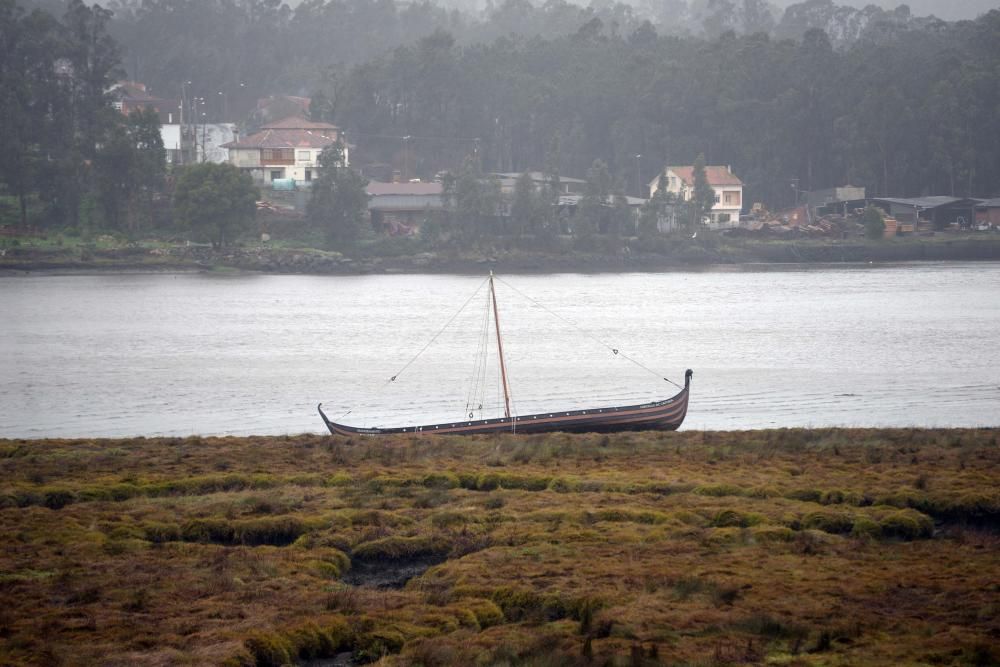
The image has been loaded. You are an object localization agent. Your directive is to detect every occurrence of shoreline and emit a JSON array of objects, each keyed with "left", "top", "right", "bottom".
[
  {"left": 3, "top": 235, "right": 1000, "bottom": 276},
  {"left": 4, "top": 425, "right": 999, "bottom": 441}
]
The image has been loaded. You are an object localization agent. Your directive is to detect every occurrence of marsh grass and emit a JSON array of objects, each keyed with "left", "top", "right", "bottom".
[{"left": 0, "top": 428, "right": 997, "bottom": 666}]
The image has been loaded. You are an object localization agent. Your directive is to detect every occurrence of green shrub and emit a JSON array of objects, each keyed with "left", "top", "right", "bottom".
[
  {"left": 431, "top": 511, "right": 471, "bottom": 528},
  {"left": 465, "top": 599, "right": 504, "bottom": 628},
  {"left": 179, "top": 517, "right": 307, "bottom": 546},
  {"left": 457, "top": 472, "right": 478, "bottom": 489},
  {"left": 734, "top": 613, "right": 808, "bottom": 640},
  {"left": 710, "top": 509, "right": 759, "bottom": 528},
  {"left": 787, "top": 488, "right": 822, "bottom": 503},
  {"left": 820, "top": 490, "right": 846, "bottom": 505},
  {"left": 693, "top": 484, "right": 745, "bottom": 497},
  {"left": 143, "top": 522, "right": 181, "bottom": 543},
  {"left": 351, "top": 535, "right": 450, "bottom": 562},
  {"left": 244, "top": 631, "right": 293, "bottom": 667},
  {"left": 491, "top": 587, "right": 550, "bottom": 622},
  {"left": 879, "top": 510, "right": 933, "bottom": 540},
  {"left": 752, "top": 526, "right": 795, "bottom": 543},
  {"left": 476, "top": 473, "right": 502, "bottom": 491},
  {"left": 497, "top": 474, "right": 551, "bottom": 491},
  {"left": 42, "top": 488, "right": 75, "bottom": 510},
  {"left": 355, "top": 628, "right": 405, "bottom": 661},
  {"left": 802, "top": 510, "right": 854, "bottom": 535},
  {"left": 422, "top": 472, "right": 460, "bottom": 489},
  {"left": 548, "top": 477, "right": 578, "bottom": 493},
  {"left": 327, "top": 472, "right": 353, "bottom": 486},
  {"left": 850, "top": 517, "right": 882, "bottom": 540}
]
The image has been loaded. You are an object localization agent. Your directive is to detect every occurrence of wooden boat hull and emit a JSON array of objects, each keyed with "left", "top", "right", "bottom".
[{"left": 318, "top": 370, "right": 692, "bottom": 436}]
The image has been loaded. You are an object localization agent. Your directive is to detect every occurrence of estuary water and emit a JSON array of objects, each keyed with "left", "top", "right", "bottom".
[{"left": 2, "top": 263, "right": 999, "bottom": 438}]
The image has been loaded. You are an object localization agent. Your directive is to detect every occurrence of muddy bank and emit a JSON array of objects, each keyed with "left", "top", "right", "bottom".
[
  {"left": 341, "top": 555, "right": 444, "bottom": 589},
  {"left": 3, "top": 236, "right": 1000, "bottom": 275}
]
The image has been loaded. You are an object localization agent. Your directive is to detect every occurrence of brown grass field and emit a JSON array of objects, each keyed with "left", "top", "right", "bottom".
[{"left": 0, "top": 429, "right": 997, "bottom": 666}]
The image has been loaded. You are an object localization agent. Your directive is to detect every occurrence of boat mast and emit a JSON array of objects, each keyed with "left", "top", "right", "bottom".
[{"left": 489, "top": 271, "right": 512, "bottom": 419}]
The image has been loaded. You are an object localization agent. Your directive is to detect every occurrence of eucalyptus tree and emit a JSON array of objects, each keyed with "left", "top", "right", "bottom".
[
  {"left": 307, "top": 143, "right": 370, "bottom": 250},
  {"left": 174, "top": 163, "right": 258, "bottom": 250}
]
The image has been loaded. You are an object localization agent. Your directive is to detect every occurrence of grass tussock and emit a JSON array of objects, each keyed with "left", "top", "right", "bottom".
[{"left": 0, "top": 427, "right": 996, "bottom": 666}]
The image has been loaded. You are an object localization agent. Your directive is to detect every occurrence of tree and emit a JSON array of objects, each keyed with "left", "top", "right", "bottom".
[
  {"left": 95, "top": 108, "right": 165, "bottom": 233},
  {"left": 691, "top": 154, "right": 716, "bottom": 228},
  {"left": 307, "top": 143, "right": 369, "bottom": 249},
  {"left": 576, "top": 159, "right": 613, "bottom": 237},
  {"left": 863, "top": 205, "right": 885, "bottom": 239},
  {"left": 442, "top": 156, "right": 501, "bottom": 242},
  {"left": 509, "top": 172, "right": 539, "bottom": 238},
  {"left": 174, "top": 163, "right": 257, "bottom": 250}
]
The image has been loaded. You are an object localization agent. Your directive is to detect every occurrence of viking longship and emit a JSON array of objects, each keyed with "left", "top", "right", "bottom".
[{"left": 318, "top": 272, "right": 691, "bottom": 436}]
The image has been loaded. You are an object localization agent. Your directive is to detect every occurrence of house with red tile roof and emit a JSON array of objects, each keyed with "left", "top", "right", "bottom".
[
  {"left": 220, "top": 116, "right": 347, "bottom": 187},
  {"left": 648, "top": 165, "right": 744, "bottom": 229}
]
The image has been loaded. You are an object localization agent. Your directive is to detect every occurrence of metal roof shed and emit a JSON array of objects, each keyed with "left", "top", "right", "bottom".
[{"left": 871, "top": 197, "right": 983, "bottom": 229}]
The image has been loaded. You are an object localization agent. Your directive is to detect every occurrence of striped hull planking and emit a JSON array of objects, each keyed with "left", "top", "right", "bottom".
[{"left": 318, "top": 370, "right": 692, "bottom": 436}]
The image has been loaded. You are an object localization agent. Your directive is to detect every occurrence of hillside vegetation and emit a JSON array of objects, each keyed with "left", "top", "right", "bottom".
[{"left": 0, "top": 429, "right": 997, "bottom": 665}]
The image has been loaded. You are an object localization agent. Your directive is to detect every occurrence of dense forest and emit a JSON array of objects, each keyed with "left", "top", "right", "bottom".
[{"left": 3, "top": 0, "right": 1000, "bottom": 234}]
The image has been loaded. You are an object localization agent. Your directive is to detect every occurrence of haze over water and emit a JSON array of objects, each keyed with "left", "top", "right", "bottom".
[{"left": 2, "top": 263, "right": 998, "bottom": 438}]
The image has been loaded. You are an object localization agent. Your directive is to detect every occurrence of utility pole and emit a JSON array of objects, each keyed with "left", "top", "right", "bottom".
[
  {"left": 635, "top": 153, "right": 642, "bottom": 197},
  {"left": 402, "top": 135, "right": 411, "bottom": 181}
]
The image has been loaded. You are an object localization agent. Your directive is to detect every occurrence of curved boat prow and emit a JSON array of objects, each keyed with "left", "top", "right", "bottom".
[{"left": 317, "top": 403, "right": 336, "bottom": 435}]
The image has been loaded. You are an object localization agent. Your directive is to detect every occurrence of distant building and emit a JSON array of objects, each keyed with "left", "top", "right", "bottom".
[
  {"left": 248, "top": 95, "right": 312, "bottom": 130},
  {"left": 193, "top": 123, "right": 237, "bottom": 164},
  {"left": 110, "top": 81, "right": 182, "bottom": 124},
  {"left": 975, "top": 199, "right": 1000, "bottom": 229},
  {"left": 491, "top": 172, "right": 587, "bottom": 196},
  {"left": 870, "top": 197, "right": 981, "bottom": 230},
  {"left": 366, "top": 181, "right": 444, "bottom": 235},
  {"left": 221, "top": 116, "right": 346, "bottom": 187},
  {"left": 807, "top": 185, "right": 866, "bottom": 216},
  {"left": 110, "top": 80, "right": 188, "bottom": 164},
  {"left": 648, "top": 165, "right": 743, "bottom": 229}
]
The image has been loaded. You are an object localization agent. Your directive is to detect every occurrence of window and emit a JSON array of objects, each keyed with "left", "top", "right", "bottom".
[
  {"left": 718, "top": 213, "right": 731, "bottom": 223},
  {"left": 714, "top": 193, "right": 721, "bottom": 204},
  {"left": 261, "top": 148, "right": 294, "bottom": 164},
  {"left": 305, "top": 170, "right": 312, "bottom": 182},
  {"left": 297, "top": 150, "right": 311, "bottom": 162},
  {"left": 270, "top": 170, "right": 283, "bottom": 181},
  {"left": 724, "top": 191, "right": 741, "bottom": 206}
]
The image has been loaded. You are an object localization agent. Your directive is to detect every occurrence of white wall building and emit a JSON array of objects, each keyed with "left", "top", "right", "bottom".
[
  {"left": 221, "top": 117, "right": 347, "bottom": 187},
  {"left": 649, "top": 165, "right": 744, "bottom": 229}
]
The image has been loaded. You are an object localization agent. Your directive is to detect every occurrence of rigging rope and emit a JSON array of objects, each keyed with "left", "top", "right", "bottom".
[
  {"left": 464, "top": 287, "right": 492, "bottom": 419},
  {"left": 493, "top": 276, "right": 683, "bottom": 390},
  {"left": 383, "top": 276, "right": 491, "bottom": 388}
]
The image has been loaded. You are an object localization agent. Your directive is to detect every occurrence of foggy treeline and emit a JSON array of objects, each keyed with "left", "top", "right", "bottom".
[{"left": 5, "top": 0, "right": 1000, "bottom": 222}]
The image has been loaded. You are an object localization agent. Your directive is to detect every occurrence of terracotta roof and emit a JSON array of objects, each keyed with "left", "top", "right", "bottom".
[
  {"left": 664, "top": 166, "right": 743, "bottom": 187},
  {"left": 221, "top": 128, "right": 338, "bottom": 150},
  {"left": 260, "top": 116, "right": 340, "bottom": 131},
  {"left": 366, "top": 182, "right": 443, "bottom": 196}
]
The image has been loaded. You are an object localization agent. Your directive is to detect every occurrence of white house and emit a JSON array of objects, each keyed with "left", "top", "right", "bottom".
[
  {"left": 648, "top": 165, "right": 744, "bottom": 229},
  {"left": 221, "top": 116, "right": 347, "bottom": 187}
]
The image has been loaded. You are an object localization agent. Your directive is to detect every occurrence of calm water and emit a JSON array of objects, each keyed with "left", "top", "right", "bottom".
[{"left": 2, "top": 264, "right": 999, "bottom": 438}]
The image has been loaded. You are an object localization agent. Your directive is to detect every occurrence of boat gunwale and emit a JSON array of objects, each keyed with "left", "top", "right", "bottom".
[{"left": 318, "top": 371, "right": 691, "bottom": 436}]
